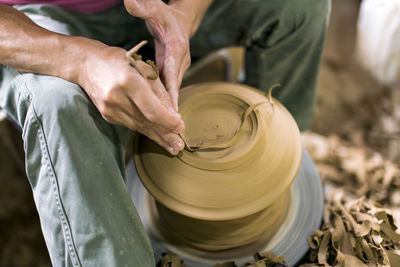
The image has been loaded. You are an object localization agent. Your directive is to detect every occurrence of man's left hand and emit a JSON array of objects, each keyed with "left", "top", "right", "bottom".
[{"left": 125, "top": 0, "right": 213, "bottom": 110}]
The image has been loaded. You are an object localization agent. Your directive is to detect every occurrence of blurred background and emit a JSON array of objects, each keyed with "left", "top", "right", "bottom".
[{"left": 1, "top": 0, "right": 399, "bottom": 266}]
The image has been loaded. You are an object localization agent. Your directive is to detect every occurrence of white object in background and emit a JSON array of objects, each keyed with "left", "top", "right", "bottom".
[
  {"left": 356, "top": 0, "right": 400, "bottom": 87},
  {"left": 0, "top": 109, "right": 7, "bottom": 121}
]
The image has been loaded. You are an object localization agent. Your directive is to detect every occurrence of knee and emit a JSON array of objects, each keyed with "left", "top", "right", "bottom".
[
  {"left": 23, "top": 74, "right": 95, "bottom": 124},
  {"left": 295, "top": 0, "right": 330, "bottom": 40}
]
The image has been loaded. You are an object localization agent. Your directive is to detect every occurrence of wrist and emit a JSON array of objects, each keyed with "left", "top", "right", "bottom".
[
  {"left": 170, "top": 0, "right": 213, "bottom": 36},
  {"left": 56, "top": 35, "right": 107, "bottom": 86}
]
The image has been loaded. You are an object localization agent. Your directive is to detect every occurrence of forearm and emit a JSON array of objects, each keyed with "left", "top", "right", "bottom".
[
  {"left": 178, "top": 0, "right": 213, "bottom": 36},
  {"left": 0, "top": 4, "right": 105, "bottom": 84}
]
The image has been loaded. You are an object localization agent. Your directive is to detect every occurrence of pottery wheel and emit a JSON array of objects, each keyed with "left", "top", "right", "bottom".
[
  {"left": 126, "top": 150, "right": 323, "bottom": 266},
  {"left": 127, "top": 82, "right": 323, "bottom": 266}
]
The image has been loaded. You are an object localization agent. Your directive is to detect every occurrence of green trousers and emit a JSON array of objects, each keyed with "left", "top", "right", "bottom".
[{"left": 0, "top": 1, "right": 329, "bottom": 266}]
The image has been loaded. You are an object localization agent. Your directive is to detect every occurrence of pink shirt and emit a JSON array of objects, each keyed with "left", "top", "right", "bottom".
[{"left": 0, "top": 0, "right": 121, "bottom": 13}]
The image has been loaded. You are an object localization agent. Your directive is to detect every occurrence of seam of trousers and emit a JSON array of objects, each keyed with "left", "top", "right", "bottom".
[{"left": 17, "top": 75, "right": 83, "bottom": 267}]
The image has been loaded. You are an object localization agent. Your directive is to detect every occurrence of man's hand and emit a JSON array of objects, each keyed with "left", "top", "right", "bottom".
[
  {"left": 78, "top": 45, "right": 185, "bottom": 155},
  {"left": 0, "top": 4, "right": 188, "bottom": 155},
  {"left": 125, "top": 0, "right": 213, "bottom": 110}
]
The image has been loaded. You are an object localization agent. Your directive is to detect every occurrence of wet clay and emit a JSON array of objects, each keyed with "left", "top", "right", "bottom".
[
  {"left": 134, "top": 82, "right": 302, "bottom": 251},
  {"left": 181, "top": 102, "right": 269, "bottom": 151},
  {"left": 155, "top": 192, "right": 290, "bottom": 251}
]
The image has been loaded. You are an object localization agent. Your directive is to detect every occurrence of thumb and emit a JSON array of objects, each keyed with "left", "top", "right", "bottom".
[{"left": 163, "top": 56, "right": 180, "bottom": 111}]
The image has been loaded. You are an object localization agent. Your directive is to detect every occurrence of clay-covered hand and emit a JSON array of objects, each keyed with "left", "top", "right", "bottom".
[
  {"left": 124, "top": 0, "right": 213, "bottom": 110},
  {"left": 78, "top": 45, "right": 185, "bottom": 155}
]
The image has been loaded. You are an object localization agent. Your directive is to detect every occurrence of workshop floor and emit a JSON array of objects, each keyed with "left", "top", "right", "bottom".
[{"left": 1, "top": 0, "right": 396, "bottom": 266}]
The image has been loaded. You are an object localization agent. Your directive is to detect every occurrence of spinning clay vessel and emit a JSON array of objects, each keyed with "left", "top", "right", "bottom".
[{"left": 134, "top": 82, "right": 302, "bottom": 251}]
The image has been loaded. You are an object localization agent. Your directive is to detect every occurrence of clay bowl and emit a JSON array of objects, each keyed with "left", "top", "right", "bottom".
[{"left": 133, "top": 82, "right": 302, "bottom": 250}]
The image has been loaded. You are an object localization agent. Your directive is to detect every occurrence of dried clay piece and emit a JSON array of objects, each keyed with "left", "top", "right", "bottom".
[
  {"left": 126, "top": 40, "right": 159, "bottom": 80},
  {"left": 134, "top": 82, "right": 302, "bottom": 251},
  {"left": 302, "top": 194, "right": 400, "bottom": 266},
  {"left": 156, "top": 253, "right": 185, "bottom": 267}
]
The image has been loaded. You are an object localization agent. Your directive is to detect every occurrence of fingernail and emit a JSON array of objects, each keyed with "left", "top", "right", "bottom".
[
  {"left": 173, "top": 140, "right": 184, "bottom": 151},
  {"left": 167, "top": 146, "right": 176, "bottom": 155},
  {"left": 174, "top": 124, "right": 185, "bottom": 133}
]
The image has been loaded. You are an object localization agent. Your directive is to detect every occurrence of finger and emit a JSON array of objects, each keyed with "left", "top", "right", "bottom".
[
  {"left": 139, "top": 61, "right": 176, "bottom": 113},
  {"left": 173, "top": 53, "right": 191, "bottom": 107},
  {"left": 127, "top": 99, "right": 184, "bottom": 154},
  {"left": 114, "top": 109, "right": 181, "bottom": 155},
  {"left": 154, "top": 40, "right": 165, "bottom": 71},
  {"left": 169, "top": 86, "right": 179, "bottom": 112},
  {"left": 163, "top": 49, "right": 191, "bottom": 110},
  {"left": 138, "top": 125, "right": 175, "bottom": 155},
  {"left": 127, "top": 73, "right": 185, "bottom": 133},
  {"left": 152, "top": 123, "right": 184, "bottom": 153},
  {"left": 132, "top": 59, "right": 176, "bottom": 112},
  {"left": 118, "top": 89, "right": 182, "bottom": 151},
  {"left": 126, "top": 102, "right": 184, "bottom": 154},
  {"left": 150, "top": 128, "right": 183, "bottom": 155},
  {"left": 162, "top": 55, "right": 180, "bottom": 110},
  {"left": 142, "top": 128, "right": 177, "bottom": 155}
]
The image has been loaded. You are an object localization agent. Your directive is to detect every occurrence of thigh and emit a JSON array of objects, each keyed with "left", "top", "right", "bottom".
[
  {"left": 191, "top": 0, "right": 330, "bottom": 56},
  {"left": 190, "top": 0, "right": 331, "bottom": 130},
  {"left": 0, "top": 5, "right": 155, "bottom": 265},
  {"left": 13, "top": 3, "right": 147, "bottom": 47},
  {"left": 0, "top": 66, "right": 155, "bottom": 266}
]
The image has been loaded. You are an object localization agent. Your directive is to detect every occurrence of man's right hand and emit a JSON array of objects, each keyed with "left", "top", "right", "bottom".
[
  {"left": 0, "top": 4, "right": 185, "bottom": 155},
  {"left": 78, "top": 45, "right": 185, "bottom": 155}
]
